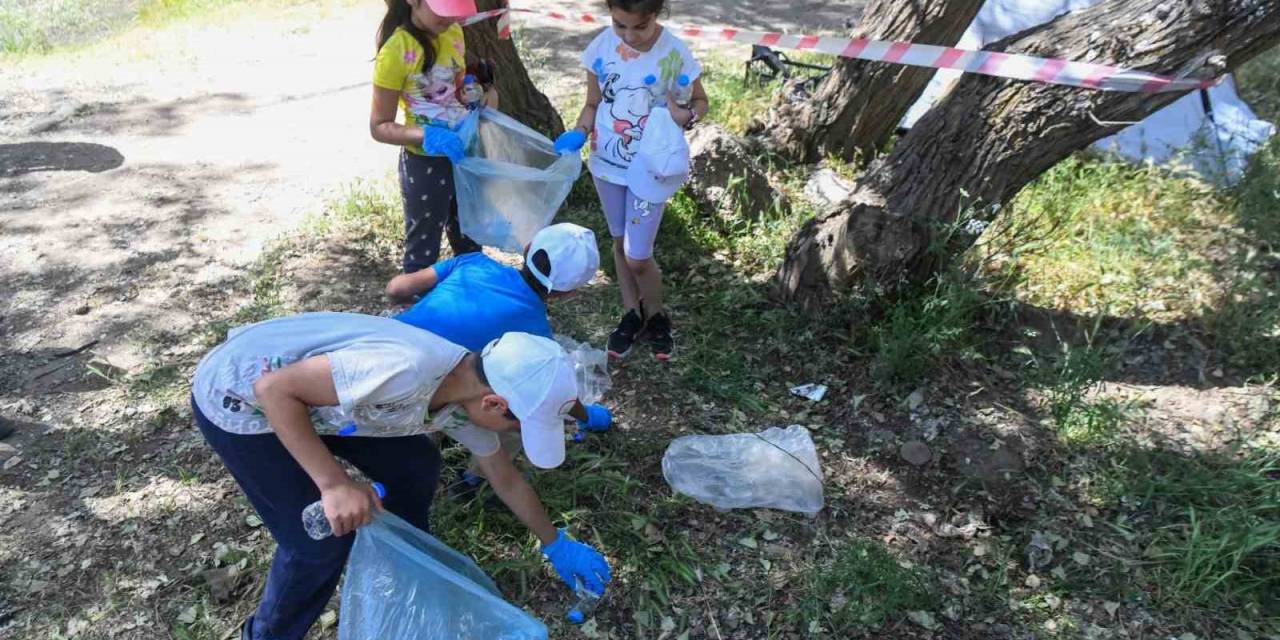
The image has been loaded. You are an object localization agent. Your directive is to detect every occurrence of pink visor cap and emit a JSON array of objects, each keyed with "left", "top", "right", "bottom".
[{"left": 425, "top": 0, "right": 478, "bottom": 18}]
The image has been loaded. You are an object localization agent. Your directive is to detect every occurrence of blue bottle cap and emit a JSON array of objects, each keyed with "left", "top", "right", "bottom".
[
  {"left": 463, "top": 74, "right": 477, "bottom": 85},
  {"left": 643, "top": 74, "right": 657, "bottom": 85},
  {"left": 371, "top": 482, "right": 387, "bottom": 499},
  {"left": 337, "top": 423, "right": 358, "bottom": 436},
  {"left": 677, "top": 74, "right": 690, "bottom": 86},
  {"left": 566, "top": 608, "right": 585, "bottom": 624}
]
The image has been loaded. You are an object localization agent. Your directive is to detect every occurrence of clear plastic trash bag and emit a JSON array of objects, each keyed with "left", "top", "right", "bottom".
[
  {"left": 661, "top": 425, "right": 824, "bottom": 514},
  {"left": 339, "top": 512, "right": 548, "bottom": 640},
  {"left": 454, "top": 109, "right": 581, "bottom": 253},
  {"left": 554, "top": 334, "right": 611, "bottom": 406}
]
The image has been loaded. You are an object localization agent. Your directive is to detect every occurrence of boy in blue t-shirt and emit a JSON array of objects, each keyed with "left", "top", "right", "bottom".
[{"left": 387, "top": 223, "right": 612, "bottom": 486}]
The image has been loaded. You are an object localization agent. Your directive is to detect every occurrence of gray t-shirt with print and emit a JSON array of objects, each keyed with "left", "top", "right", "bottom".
[{"left": 191, "top": 313, "right": 499, "bottom": 454}]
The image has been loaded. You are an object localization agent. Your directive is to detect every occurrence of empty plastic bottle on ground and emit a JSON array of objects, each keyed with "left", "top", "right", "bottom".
[
  {"left": 302, "top": 482, "right": 386, "bottom": 540},
  {"left": 565, "top": 578, "right": 601, "bottom": 624}
]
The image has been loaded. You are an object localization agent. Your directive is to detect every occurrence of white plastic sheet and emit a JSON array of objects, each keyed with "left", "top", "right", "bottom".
[
  {"left": 661, "top": 425, "right": 824, "bottom": 514},
  {"left": 901, "top": 0, "right": 1275, "bottom": 184}
]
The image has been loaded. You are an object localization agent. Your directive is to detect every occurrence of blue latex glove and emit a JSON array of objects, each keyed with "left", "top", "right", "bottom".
[
  {"left": 553, "top": 129, "right": 587, "bottom": 154},
  {"left": 541, "top": 529, "right": 611, "bottom": 594},
  {"left": 421, "top": 126, "right": 465, "bottom": 162},
  {"left": 576, "top": 404, "right": 612, "bottom": 433}
]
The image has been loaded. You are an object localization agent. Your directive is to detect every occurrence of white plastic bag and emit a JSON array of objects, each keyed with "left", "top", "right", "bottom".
[
  {"left": 553, "top": 334, "right": 611, "bottom": 406},
  {"left": 454, "top": 109, "right": 581, "bottom": 253},
  {"left": 624, "top": 106, "right": 690, "bottom": 203},
  {"left": 661, "top": 425, "right": 824, "bottom": 514},
  {"left": 339, "top": 513, "right": 547, "bottom": 640}
]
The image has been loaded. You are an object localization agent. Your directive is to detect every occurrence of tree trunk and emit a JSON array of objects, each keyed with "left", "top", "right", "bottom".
[
  {"left": 776, "top": 0, "right": 1280, "bottom": 307},
  {"left": 463, "top": 0, "right": 565, "bottom": 137},
  {"left": 766, "top": 0, "right": 983, "bottom": 164}
]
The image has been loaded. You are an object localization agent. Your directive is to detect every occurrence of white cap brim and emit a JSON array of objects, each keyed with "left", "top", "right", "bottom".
[
  {"left": 481, "top": 332, "right": 578, "bottom": 469},
  {"left": 519, "top": 414, "right": 567, "bottom": 469}
]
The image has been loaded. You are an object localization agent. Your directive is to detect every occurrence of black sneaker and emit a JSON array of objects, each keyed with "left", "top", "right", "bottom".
[
  {"left": 645, "top": 312, "right": 674, "bottom": 361},
  {"left": 607, "top": 309, "right": 645, "bottom": 359}
]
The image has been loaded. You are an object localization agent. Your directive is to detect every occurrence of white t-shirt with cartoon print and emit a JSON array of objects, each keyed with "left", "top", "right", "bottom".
[
  {"left": 191, "top": 312, "right": 500, "bottom": 456},
  {"left": 581, "top": 27, "right": 701, "bottom": 185}
]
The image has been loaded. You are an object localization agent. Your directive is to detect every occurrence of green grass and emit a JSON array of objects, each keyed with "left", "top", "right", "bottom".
[
  {"left": 987, "top": 156, "right": 1226, "bottom": 323},
  {"left": 987, "top": 150, "right": 1280, "bottom": 377},
  {"left": 1237, "top": 47, "right": 1280, "bottom": 124},
  {"left": 701, "top": 56, "right": 777, "bottom": 135},
  {"left": 797, "top": 538, "right": 938, "bottom": 634},
  {"left": 1100, "top": 449, "right": 1280, "bottom": 617},
  {"left": 430, "top": 439, "right": 707, "bottom": 631},
  {"left": 868, "top": 276, "right": 985, "bottom": 388},
  {"left": 0, "top": 0, "right": 319, "bottom": 57},
  {"left": 0, "top": 0, "right": 130, "bottom": 55},
  {"left": 1036, "top": 333, "right": 1135, "bottom": 446}
]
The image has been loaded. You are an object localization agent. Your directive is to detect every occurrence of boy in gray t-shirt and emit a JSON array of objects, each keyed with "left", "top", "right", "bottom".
[{"left": 192, "top": 313, "right": 611, "bottom": 640}]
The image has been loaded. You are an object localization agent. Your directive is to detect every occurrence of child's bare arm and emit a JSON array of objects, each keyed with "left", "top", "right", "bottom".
[
  {"left": 572, "top": 72, "right": 603, "bottom": 134},
  {"left": 475, "top": 452, "right": 558, "bottom": 545},
  {"left": 385, "top": 267, "right": 440, "bottom": 302},
  {"left": 369, "top": 86, "right": 425, "bottom": 148}
]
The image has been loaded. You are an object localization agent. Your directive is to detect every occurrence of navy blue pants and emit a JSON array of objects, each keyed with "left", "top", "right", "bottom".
[
  {"left": 193, "top": 398, "right": 442, "bottom": 640},
  {"left": 398, "top": 149, "right": 480, "bottom": 274}
]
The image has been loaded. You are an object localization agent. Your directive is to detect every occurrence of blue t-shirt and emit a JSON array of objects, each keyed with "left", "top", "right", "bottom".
[{"left": 394, "top": 253, "right": 552, "bottom": 351}]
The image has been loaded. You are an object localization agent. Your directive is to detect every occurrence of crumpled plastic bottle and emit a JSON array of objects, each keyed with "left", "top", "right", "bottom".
[
  {"left": 553, "top": 335, "right": 611, "bottom": 406},
  {"left": 565, "top": 578, "right": 601, "bottom": 624},
  {"left": 301, "top": 482, "right": 386, "bottom": 540}
]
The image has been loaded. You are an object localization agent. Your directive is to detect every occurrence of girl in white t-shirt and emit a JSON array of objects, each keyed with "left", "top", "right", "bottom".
[{"left": 555, "top": 0, "right": 709, "bottom": 362}]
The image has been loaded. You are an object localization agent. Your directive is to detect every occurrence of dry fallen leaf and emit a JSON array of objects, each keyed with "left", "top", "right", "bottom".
[{"left": 318, "top": 610, "right": 337, "bottom": 630}]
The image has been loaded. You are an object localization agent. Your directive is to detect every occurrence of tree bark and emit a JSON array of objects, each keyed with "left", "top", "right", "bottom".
[
  {"left": 463, "top": 0, "right": 565, "bottom": 137},
  {"left": 766, "top": 0, "right": 983, "bottom": 164},
  {"left": 776, "top": 0, "right": 1280, "bottom": 307}
]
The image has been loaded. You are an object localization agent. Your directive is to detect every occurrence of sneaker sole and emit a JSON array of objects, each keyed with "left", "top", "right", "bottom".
[{"left": 607, "top": 346, "right": 632, "bottom": 360}]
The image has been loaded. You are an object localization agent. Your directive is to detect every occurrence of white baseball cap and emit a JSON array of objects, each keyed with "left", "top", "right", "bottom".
[
  {"left": 481, "top": 332, "right": 579, "bottom": 468},
  {"left": 527, "top": 223, "right": 600, "bottom": 293},
  {"left": 626, "top": 107, "right": 691, "bottom": 203}
]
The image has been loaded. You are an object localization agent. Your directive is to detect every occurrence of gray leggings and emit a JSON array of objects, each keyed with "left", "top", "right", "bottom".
[{"left": 593, "top": 177, "right": 667, "bottom": 260}]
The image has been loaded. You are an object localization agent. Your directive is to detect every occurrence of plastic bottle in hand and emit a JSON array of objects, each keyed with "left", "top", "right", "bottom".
[
  {"left": 301, "top": 482, "right": 386, "bottom": 540},
  {"left": 461, "top": 74, "right": 484, "bottom": 109},
  {"left": 642, "top": 74, "right": 661, "bottom": 109},
  {"left": 565, "top": 578, "right": 602, "bottom": 624},
  {"left": 672, "top": 74, "right": 693, "bottom": 108}
]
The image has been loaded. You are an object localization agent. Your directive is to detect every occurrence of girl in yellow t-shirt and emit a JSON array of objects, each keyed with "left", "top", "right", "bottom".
[{"left": 370, "top": 0, "right": 495, "bottom": 275}]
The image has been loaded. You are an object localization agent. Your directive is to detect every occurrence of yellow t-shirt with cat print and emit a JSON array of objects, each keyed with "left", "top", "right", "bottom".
[{"left": 373, "top": 25, "right": 467, "bottom": 155}]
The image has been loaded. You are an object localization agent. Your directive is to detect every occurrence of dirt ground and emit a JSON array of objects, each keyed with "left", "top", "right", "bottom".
[
  {"left": 2, "top": 2, "right": 1276, "bottom": 639},
  {"left": 0, "top": 2, "right": 867, "bottom": 638}
]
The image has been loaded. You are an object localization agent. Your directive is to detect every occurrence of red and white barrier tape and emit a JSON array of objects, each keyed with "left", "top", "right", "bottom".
[{"left": 464, "top": 8, "right": 1217, "bottom": 94}]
